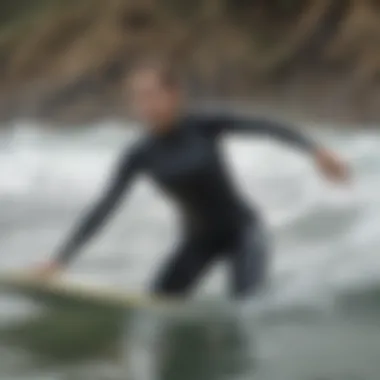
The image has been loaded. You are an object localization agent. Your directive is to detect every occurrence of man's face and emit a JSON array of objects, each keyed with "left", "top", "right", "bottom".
[{"left": 129, "top": 69, "right": 181, "bottom": 131}]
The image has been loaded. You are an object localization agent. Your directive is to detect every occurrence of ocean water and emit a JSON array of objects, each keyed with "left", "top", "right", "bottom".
[{"left": 0, "top": 120, "right": 380, "bottom": 379}]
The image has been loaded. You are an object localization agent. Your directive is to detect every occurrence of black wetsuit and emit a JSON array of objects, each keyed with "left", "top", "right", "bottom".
[{"left": 56, "top": 111, "right": 316, "bottom": 298}]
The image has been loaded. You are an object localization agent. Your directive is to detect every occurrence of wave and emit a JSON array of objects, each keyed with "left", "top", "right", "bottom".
[{"left": 0, "top": 121, "right": 380, "bottom": 311}]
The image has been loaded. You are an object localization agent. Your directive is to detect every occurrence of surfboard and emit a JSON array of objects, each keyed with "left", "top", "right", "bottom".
[
  {"left": 0, "top": 272, "right": 174, "bottom": 312},
  {"left": 0, "top": 272, "right": 233, "bottom": 323},
  {"left": 0, "top": 272, "right": 252, "bottom": 374}
]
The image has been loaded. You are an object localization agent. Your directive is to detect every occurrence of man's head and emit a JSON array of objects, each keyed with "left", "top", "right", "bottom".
[{"left": 127, "top": 58, "right": 183, "bottom": 132}]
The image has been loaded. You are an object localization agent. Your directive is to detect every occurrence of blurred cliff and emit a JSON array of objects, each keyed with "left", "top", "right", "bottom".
[{"left": 0, "top": 0, "right": 379, "bottom": 125}]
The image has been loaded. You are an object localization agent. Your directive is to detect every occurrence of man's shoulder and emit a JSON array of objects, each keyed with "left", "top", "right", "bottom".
[
  {"left": 182, "top": 108, "right": 234, "bottom": 138},
  {"left": 183, "top": 108, "right": 235, "bottom": 126},
  {"left": 129, "top": 135, "right": 154, "bottom": 159},
  {"left": 117, "top": 135, "right": 152, "bottom": 168},
  {"left": 183, "top": 109, "right": 218, "bottom": 123},
  {"left": 181, "top": 110, "right": 219, "bottom": 132}
]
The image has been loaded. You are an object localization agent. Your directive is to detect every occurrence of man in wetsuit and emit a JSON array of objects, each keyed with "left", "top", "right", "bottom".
[{"left": 39, "top": 59, "right": 349, "bottom": 299}]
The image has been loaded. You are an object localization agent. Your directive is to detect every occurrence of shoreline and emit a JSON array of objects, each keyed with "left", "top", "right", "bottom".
[
  {"left": 4, "top": 98, "right": 377, "bottom": 131},
  {"left": 0, "top": 1, "right": 379, "bottom": 127}
]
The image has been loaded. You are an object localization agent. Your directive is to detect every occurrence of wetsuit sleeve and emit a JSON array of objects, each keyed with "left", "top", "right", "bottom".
[
  {"left": 55, "top": 146, "right": 143, "bottom": 266},
  {"left": 204, "top": 112, "right": 318, "bottom": 152}
]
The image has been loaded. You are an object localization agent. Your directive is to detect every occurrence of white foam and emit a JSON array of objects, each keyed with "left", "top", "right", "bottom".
[{"left": 0, "top": 121, "right": 379, "bottom": 305}]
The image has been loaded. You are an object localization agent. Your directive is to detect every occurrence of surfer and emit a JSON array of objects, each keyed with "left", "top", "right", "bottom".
[{"left": 38, "top": 58, "right": 349, "bottom": 299}]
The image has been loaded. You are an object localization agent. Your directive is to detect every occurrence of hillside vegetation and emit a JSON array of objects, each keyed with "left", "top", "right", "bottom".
[{"left": 0, "top": 0, "right": 379, "bottom": 124}]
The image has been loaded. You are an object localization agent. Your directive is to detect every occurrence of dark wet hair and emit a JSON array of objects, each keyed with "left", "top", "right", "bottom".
[{"left": 129, "top": 56, "right": 182, "bottom": 89}]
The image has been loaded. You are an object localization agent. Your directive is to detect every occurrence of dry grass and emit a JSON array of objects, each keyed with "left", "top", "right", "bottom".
[{"left": 0, "top": 0, "right": 379, "bottom": 124}]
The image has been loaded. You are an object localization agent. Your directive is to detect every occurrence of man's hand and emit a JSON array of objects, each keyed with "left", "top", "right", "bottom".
[{"left": 314, "top": 148, "right": 350, "bottom": 184}]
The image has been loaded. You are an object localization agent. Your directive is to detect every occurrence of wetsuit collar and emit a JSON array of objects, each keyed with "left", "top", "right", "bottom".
[{"left": 153, "top": 112, "right": 185, "bottom": 141}]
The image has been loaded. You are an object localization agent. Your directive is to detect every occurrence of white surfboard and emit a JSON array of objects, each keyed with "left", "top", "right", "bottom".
[
  {"left": 0, "top": 272, "right": 240, "bottom": 323},
  {"left": 0, "top": 272, "right": 174, "bottom": 312}
]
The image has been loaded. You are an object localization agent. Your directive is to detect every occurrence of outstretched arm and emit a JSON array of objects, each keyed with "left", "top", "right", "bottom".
[
  {"left": 203, "top": 111, "right": 350, "bottom": 183},
  {"left": 207, "top": 112, "right": 317, "bottom": 152},
  {"left": 53, "top": 147, "right": 143, "bottom": 268}
]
